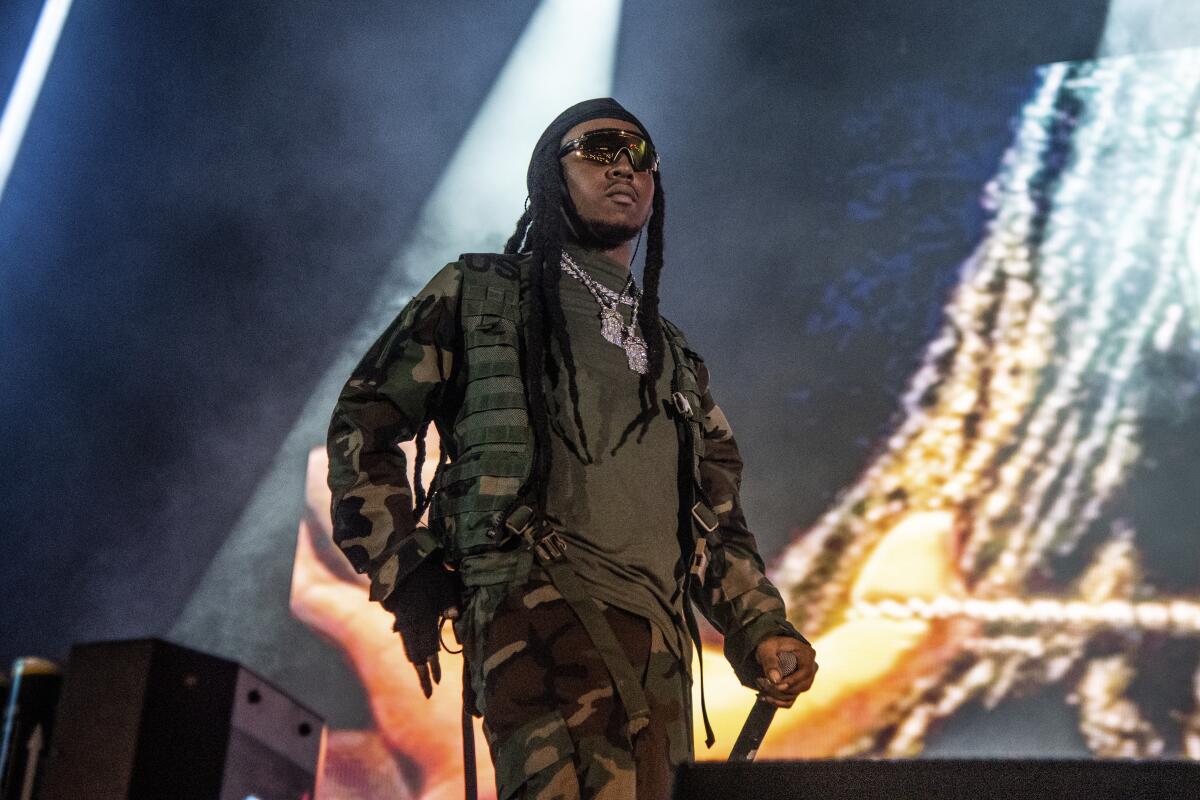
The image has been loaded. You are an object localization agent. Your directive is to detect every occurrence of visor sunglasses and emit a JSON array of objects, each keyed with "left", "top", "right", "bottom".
[{"left": 558, "top": 128, "right": 659, "bottom": 172}]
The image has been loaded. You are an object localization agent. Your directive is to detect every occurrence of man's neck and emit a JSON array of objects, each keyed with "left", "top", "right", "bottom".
[
  {"left": 568, "top": 239, "right": 634, "bottom": 274},
  {"left": 600, "top": 240, "right": 633, "bottom": 272}
]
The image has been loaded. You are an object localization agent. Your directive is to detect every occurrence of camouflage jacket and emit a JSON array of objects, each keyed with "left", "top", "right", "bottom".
[{"left": 327, "top": 253, "right": 804, "bottom": 687}]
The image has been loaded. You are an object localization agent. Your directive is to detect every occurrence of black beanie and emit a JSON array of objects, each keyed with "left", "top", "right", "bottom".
[{"left": 526, "top": 97, "right": 653, "bottom": 195}]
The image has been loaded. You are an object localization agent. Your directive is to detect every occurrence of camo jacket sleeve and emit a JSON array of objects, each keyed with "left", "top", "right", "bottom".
[
  {"left": 327, "top": 262, "right": 462, "bottom": 604},
  {"left": 690, "top": 358, "right": 810, "bottom": 688}
]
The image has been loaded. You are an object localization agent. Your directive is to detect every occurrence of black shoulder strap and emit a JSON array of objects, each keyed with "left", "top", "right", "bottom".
[{"left": 661, "top": 318, "right": 718, "bottom": 748}]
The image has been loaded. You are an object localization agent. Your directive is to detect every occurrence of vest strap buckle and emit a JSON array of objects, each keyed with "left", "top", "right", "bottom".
[
  {"left": 532, "top": 530, "right": 567, "bottom": 562},
  {"left": 689, "top": 539, "right": 709, "bottom": 587},
  {"left": 504, "top": 504, "right": 567, "bottom": 562},
  {"left": 691, "top": 501, "right": 719, "bottom": 533},
  {"left": 671, "top": 391, "right": 693, "bottom": 418},
  {"left": 503, "top": 504, "right": 536, "bottom": 539}
]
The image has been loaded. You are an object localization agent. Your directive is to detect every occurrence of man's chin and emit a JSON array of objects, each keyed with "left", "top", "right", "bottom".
[{"left": 582, "top": 220, "right": 641, "bottom": 249}]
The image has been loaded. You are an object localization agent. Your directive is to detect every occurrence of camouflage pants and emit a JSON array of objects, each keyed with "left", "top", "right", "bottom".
[{"left": 472, "top": 575, "right": 691, "bottom": 800}]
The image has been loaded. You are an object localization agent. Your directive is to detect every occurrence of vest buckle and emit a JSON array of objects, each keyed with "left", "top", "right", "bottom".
[
  {"left": 689, "top": 539, "right": 709, "bottom": 587},
  {"left": 504, "top": 505, "right": 567, "bottom": 562},
  {"left": 671, "top": 391, "right": 693, "bottom": 418},
  {"left": 691, "top": 501, "right": 720, "bottom": 533},
  {"left": 503, "top": 505, "right": 536, "bottom": 539},
  {"left": 532, "top": 530, "right": 567, "bottom": 562}
]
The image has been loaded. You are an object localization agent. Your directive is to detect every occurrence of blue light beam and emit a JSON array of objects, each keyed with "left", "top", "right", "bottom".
[{"left": 0, "top": 0, "right": 74, "bottom": 207}]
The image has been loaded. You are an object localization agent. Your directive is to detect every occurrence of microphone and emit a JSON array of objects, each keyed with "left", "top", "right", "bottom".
[{"left": 728, "top": 650, "right": 798, "bottom": 761}]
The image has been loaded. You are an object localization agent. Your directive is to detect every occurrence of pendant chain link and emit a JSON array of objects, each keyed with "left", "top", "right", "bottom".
[{"left": 559, "top": 252, "right": 649, "bottom": 375}]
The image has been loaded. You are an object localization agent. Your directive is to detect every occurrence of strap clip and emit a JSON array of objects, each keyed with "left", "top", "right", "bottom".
[
  {"left": 503, "top": 505, "right": 536, "bottom": 538},
  {"left": 505, "top": 505, "right": 567, "bottom": 562},
  {"left": 691, "top": 501, "right": 719, "bottom": 534},
  {"left": 689, "top": 539, "right": 709, "bottom": 587},
  {"left": 671, "top": 391, "right": 693, "bottom": 418},
  {"left": 532, "top": 530, "right": 567, "bottom": 563}
]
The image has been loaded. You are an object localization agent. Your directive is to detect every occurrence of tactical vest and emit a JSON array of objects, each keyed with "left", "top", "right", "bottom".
[
  {"left": 428, "top": 252, "right": 717, "bottom": 576},
  {"left": 432, "top": 251, "right": 722, "bottom": 747}
]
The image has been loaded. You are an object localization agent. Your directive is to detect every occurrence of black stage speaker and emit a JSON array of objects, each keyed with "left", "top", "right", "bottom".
[
  {"left": 673, "top": 759, "right": 1200, "bottom": 800},
  {"left": 39, "top": 638, "right": 324, "bottom": 800}
]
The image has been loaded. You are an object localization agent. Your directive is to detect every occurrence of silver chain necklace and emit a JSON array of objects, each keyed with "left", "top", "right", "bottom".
[{"left": 560, "top": 252, "right": 648, "bottom": 375}]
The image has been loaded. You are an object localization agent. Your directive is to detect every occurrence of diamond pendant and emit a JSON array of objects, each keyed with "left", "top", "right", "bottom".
[
  {"left": 600, "top": 307, "right": 625, "bottom": 346},
  {"left": 623, "top": 333, "right": 648, "bottom": 375}
]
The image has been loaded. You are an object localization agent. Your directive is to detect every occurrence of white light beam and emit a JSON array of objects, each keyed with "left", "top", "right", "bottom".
[
  {"left": 0, "top": 0, "right": 74, "bottom": 207},
  {"left": 171, "top": 0, "right": 624, "bottom": 660}
]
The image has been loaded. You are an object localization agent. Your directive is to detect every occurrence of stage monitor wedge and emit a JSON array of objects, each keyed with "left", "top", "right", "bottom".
[
  {"left": 38, "top": 638, "right": 324, "bottom": 800},
  {"left": 673, "top": 759, "right": 1200, "bottom": 800}
]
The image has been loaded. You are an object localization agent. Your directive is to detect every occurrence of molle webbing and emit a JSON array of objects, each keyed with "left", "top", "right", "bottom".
[
  {"left": 430, "top": 257, "right": 533, "bottom": 562},
  {"left": 458, "top": 424, "right": 529, "bottom": 450}
]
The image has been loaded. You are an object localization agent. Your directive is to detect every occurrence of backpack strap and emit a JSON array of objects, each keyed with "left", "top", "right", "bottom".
[{"left": 661, "top": 317, "right": 718, "bottom": 749}]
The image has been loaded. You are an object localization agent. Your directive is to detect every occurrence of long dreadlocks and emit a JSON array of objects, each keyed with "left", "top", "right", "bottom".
[{"left": 503, "top": 98, "right": 667, "bottom": 515}]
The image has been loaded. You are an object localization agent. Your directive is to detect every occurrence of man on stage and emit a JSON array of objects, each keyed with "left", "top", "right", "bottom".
[{"left": 328, "top": 98, "right": 817, "bottom": 799}]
